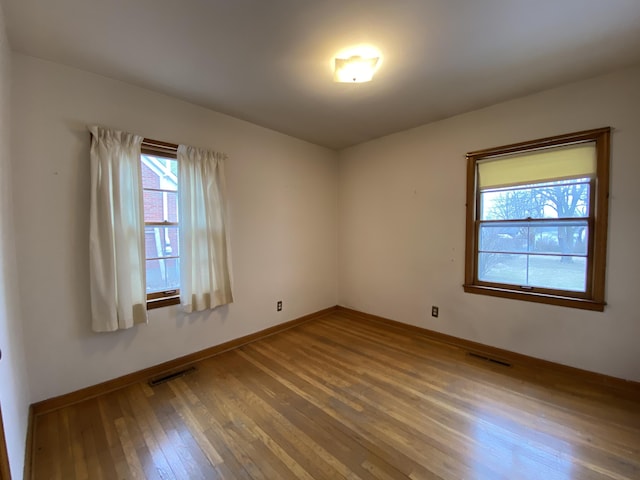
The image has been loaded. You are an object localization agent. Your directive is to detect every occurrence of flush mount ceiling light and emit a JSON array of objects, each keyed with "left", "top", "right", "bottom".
[{"left": 334, "top": 47, "right": 381, "bottom": 83}]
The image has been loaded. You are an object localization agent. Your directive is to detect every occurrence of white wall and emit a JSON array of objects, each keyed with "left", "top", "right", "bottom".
[
  {"left": 0, "top": 7, "right": 30, "bottom": 479},
  {"left": 9, "top": 49, "right": 640, "bottom": 413},
  {"left": 338, "top": 65, "right": 640, "bottom": 382},
  {"left": 11, "top": 54, "right": 339, "bottom": 403}
]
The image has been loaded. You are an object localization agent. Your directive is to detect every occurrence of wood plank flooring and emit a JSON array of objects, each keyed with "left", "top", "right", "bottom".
[{"left": 31, "top": 312, "right": 640, "bottom": 479}]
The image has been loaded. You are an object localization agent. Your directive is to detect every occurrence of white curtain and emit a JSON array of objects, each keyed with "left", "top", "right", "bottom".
[
  {"left": 178, "top": 145, "right": 233, "bottom": 312},
  {"left": 89, "top": 126, "right": 148, "bottom": 332}
]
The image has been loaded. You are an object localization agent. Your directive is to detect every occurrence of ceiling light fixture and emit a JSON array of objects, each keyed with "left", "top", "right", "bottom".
[{"left": 334, "top": 55, "right": 380, "bottom": 83}]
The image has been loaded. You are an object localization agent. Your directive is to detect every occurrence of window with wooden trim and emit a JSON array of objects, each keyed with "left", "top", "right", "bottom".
[
  {"left": 141, "top": 139, "right": 180, "bottom": 309},
  {"left": 463, "top": 128, "right": 610, "bottom": 311}
]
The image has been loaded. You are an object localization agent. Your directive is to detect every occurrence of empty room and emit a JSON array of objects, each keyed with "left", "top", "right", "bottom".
[{"left": 0, "top": 1, "right": 639, "bottom": 479}]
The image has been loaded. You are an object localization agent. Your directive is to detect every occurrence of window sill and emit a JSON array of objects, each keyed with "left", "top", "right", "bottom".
[
  {"left": 147, "top": 296, "right": 180, "bottom": 310},
  {"left": 463, "top": 284, "right": 605, "bottom": 311}
]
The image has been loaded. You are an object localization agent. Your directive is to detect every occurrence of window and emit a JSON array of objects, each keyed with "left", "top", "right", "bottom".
[
  {"left": 141, "top": 140, "right": 181, "bottom": 309},
  {"left": 89, "top": 127, "right": 233, "bottom": 330},
  {"left": 464, "top": 128, "right": 610, "bottom": 311}
]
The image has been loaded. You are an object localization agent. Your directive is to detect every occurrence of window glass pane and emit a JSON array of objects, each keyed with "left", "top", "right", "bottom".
[
  {"left": 143, "top": 190, "right": 178, "bottom": 223},
  {"left": 479, "top": 225, "right": 528, "bottom": 255},
  {"left": 479, "top": 221, "right": 588, "bottom": 255},
  {"left": 527, "top": 256, "right": 586, "bottom": 292},
  {"left": 480, "top": 179, "right": 590, "bottom": 221},
  {"left": 141, "top": 155, "right": 178, "bottom": 191},
  {"left": 145, "top": 226, "right": 179, "bottom": 259},
  {"left": 141, "top": 152, "right": 180, "bottom": 299},
  {"left": 146, "top": 258, "right": 180, "bottom": 293},
  {"left": 478, "top": 253, "right": 587, "bottom": 292},
  {"left": 478, "top": 253, "right": 527, "bottom": 286}
]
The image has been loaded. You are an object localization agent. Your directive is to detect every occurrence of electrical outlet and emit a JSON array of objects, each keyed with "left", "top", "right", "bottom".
[
  {"left": 431, "top": 306, "right": 439, "bottom": 318},
  {"left": 277, "top": 301, "right": 283, "bottom": 312}
]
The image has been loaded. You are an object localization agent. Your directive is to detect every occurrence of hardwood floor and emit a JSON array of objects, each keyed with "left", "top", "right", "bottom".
[{"left": 31, "top": 312, "right": 640, "bottom": 479}]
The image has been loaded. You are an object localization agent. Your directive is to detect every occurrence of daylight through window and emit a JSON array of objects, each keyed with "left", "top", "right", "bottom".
[
  {"left": 464, "top": 128, "right": 610, "bottom": 310},
  {"left": 141, "top": 141, "right": 181, "bottom": 308}
]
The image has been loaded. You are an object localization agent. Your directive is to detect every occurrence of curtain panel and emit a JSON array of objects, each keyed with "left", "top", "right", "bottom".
[
  {"left": 89, "top": 126, "right": 148, "bottom": 332},
  {"left": 178, "top": 145, "right": 234, "bottom": 312}
]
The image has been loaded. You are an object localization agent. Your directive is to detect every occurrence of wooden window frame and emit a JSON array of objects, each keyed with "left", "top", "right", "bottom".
[
  {"left": 463, "top": 127, "right": 610, "bottom": 311},
  {"left": 141, "top": 138, "right": 181, "bottom": 310}
]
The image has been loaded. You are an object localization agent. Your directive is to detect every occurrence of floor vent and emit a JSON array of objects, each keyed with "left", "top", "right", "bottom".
[
  {"left": 148, "top": 366, "right": 196, "bottom": 387},
  {"left": 467, "top": 352, "right": 512, "bottom": 367}
]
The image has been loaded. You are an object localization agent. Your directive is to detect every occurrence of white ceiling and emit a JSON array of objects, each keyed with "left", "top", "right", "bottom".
[{"left": 3, "top": 0, "right": 640, "bottom": 150}]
